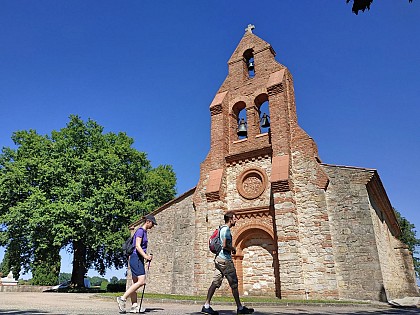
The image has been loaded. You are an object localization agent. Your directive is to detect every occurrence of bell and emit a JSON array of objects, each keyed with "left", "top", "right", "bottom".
[
  {"left": 260, "top": 113, "right": 270, "bottom": 128},
  {"left": 247, "top": 61, "right": 254, "bottom": 71},
  {"left": 237, "top": 118, "right": 247, "bottom": 137}
]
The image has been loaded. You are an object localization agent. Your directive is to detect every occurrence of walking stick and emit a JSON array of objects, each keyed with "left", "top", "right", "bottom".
[{"left": 139, "top": 254, "right": 152, "bottom": 313}]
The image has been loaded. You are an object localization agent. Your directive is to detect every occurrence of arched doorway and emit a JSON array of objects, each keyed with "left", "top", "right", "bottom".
[{"left": 233, "top": 226, "right": 280, "bottom": 297}]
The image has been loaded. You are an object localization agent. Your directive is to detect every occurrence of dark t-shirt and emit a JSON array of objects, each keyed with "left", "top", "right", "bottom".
[{"left": 132, "top": 227, "right": 148, "bottom": 257}]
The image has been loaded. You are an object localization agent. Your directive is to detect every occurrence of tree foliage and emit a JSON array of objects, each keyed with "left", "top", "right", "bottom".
[
  {"left": 0, "top": 115, "right": 176, "bottom": 286},
  {"left": 394, "top": 208, "right": 420, "bottom": 277},
  {"left": 58, "top": 272, "right": 72, "bottom": 284},
  {"left": 347, "top": 0, "right": 414, "bottom": 15}
]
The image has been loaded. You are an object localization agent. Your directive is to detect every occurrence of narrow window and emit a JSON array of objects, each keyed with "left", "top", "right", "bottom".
[
  {"left": 243, "top": 49, "right": 255, "bottom": 78},
  {"left": 232, "top": 101, "right": 248, "bottom": 140},
  {"left": 255, "top": 94, "right": 270, "bottom": 134},
  {"left": 259, "top": 100, "right": 270, "bottom": 133},
  {"left": 237, "top": 108, "right": 248, "bottom": 139}
]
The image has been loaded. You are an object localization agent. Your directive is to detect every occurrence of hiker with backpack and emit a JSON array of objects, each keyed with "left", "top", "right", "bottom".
[
  {"left": 202, "top": 211, "right": 254, "bottom": 315},
  {"left": 117, "top": 214, "right": 157, "bottom": 313}
]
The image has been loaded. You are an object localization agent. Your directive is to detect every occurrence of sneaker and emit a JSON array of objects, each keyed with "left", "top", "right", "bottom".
[
  {"left": 237, "top": 306, "right": 254, "bottom": 314},
  {"left": 116, "top": 296, "right": 126, "bottom": 313},
  {"left": 201, "top": 305, "right": 219, "bottom": 315},
  {"left": 129, "top": 304, "right": 139, "bottom": 313}
]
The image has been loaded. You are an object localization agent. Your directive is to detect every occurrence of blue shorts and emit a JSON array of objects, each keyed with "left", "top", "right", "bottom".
[{"left": 129, "top": 254, "right": 145, "bottom": 277}]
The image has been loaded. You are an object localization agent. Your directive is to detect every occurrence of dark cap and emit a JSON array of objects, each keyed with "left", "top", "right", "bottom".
[{"left": 144, "top": 214, "right": 157, "bottom": 225}]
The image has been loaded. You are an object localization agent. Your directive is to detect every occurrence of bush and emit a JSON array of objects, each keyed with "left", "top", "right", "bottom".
[
  {"left": 100, "top": 280, "right": 109, "bottom": 291},
  {"left": 107, "top": 283, "right": 126, "bottom": 292}
]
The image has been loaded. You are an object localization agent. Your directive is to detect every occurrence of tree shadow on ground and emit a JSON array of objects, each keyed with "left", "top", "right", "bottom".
[
  {"left": 0, "top": 310, "right": 64, "bottom": 315},
  {"left": 184, "top": 306, "right": 419, "bottom": 315}
]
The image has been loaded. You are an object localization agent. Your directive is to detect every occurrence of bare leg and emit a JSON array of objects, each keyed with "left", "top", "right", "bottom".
[
  {"left": 205, "top": 282, "right": 218, "bottom": 305},
  {"left": 129, "top": 275, "right": 138, "bottom": 305},
  {"left": 122, "top": 275, "right": 146, "bottom": 301},
  {"left": 231, "top": 287, "right": 242, "bottom": 309}
]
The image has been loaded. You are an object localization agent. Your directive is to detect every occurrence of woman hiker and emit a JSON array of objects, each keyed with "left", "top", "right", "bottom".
[{"left": 117, "top": 214, "right": 157, "bottom": 313}]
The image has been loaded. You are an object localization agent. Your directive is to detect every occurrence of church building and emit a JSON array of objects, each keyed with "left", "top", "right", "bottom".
[{"left": 129, "top": 26, "right": 419, "bottom": 301}]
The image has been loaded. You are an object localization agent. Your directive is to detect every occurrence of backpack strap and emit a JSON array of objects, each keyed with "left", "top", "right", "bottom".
[{"left": 218, "top": 225, "right": 228, "bottom": 253}]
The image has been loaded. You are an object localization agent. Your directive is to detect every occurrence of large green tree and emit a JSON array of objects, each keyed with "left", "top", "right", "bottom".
[
  {"left": 394, "top": 208, "right": 420, "bottom": 277},
  {"left": 0, "top": 115, "right": 176, "bottom": 286},
  {"left": 347, "top": 0, "right": 414, "bottom": 15}
]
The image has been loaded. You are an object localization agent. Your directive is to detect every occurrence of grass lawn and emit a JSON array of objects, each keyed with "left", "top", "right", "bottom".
[{"left": 101, "top": 292, "right": 369, "bottom": 304}]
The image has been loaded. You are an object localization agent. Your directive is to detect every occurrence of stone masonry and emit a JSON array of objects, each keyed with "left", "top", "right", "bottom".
[{"left": 128, "top": 27, "right": 419, "bottom": 301}]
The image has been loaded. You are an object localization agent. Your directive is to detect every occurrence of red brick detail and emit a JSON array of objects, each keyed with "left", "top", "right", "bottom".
[
  {"left": 277, "top": 236, "right": 299, "bottom": 242},
  {"left": 209, "top": 91, "right": 227, "bottom": 109},
  {"left": 366, "top": 171, "right": 401, "bottom": 237},
  {"left": 225, "top": 147, "right": 272, "bottom": 165},
  {"left": 233, "top": 207, "right": 272, "bottom": 220},
  {"left": 316, "top": 164, "right": 330, "bottom": 190},
  {"left": 210, "top": 104, "right": 222, "bottom": 116},
  {"left": 275, "top": 209, "right": 298, "bottom": 215},
  {"left": 270, "top": 155, "right": 290, "bottom": 192},
  {"left": 236, "top": 167, "right": 268, "bottom": 200},
  {"left": 205, "top": 169, "right": 223, "bottom": 202},
  {"left": 267, "top": 69, "right": 285, "bottom": 88}
]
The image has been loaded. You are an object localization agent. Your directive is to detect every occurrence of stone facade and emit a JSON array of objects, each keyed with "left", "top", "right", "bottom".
[{"left": 129, "top": 28, "right": 419, "bottom": 301}]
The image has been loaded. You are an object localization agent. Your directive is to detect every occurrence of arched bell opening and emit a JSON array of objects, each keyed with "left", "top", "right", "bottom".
[
  {"left": 233, "top": 226, "right": 280, "bottom": 297},
  {"left": 254, "top": 93, "right": 271, "bottom": 134},
  {"left": 232, "top": 101, "right": 248, "bottom": 140},
  {"left": 243, "top": 49, "right": 255, "bottom": 79}
]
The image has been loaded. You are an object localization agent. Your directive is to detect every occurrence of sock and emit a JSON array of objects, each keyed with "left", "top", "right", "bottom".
[
  {"left": 238, "top": 306, "right": 244, "bottom": 310},
  {"left": 204, "top": 303, "right": 210, "bottom": 309},
  {"left": 132, "top": 303, "right": 138, "bottom": 307}
]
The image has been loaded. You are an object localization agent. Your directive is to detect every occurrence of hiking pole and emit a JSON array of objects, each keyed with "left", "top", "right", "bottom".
[{"left": 139, "top": 254, "right": 152, "bottom": 313}]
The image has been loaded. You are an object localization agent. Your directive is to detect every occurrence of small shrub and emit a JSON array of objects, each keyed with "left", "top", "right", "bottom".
[
  {"left": 100, "top": 280, "right": 109, "bottom": 291},
  {"left": 107, "top": 283, "right": 126, "bottom": 292}
]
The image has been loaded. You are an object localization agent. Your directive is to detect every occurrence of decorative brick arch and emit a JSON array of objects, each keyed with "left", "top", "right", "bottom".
[
  {"left": 234, "top": 223, "right": 274, "bottom": 255},
  {"left": 232, "top": 223, "right": 280, "bottom": 297},
  {"left": 231, "top": 100, "right": 247, "bottom": 141}
]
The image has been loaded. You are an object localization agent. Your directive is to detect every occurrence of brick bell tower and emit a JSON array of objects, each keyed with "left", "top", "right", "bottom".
[{"left": 193, "top": 25, "right": 334, "bottom": 299}]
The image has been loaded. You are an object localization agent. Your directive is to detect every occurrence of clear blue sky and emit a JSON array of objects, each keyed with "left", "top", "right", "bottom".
[{"left": 1, "top": 1, "right": 419, "bottom": 282}]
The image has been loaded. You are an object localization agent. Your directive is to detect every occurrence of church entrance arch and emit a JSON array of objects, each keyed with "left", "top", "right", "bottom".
[{"left": 233, "top": 225, "right": 280, "bottom": 297}]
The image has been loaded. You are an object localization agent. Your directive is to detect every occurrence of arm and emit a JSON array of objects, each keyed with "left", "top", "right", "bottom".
[
  {"left": 136, "top": 232, "right": 152, "bottom": 261},
  {"left": 222, "top": 238, "right": 236, "bottom": 254},
  {"left": 135, "top": 233, "right": 152, "bottom": 261},
  {"left": 221, "top": 228, "right": 236, "bottom": 255}
]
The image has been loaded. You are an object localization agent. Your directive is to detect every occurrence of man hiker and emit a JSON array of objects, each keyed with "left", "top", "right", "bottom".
[{"left": 201, "top": 211, "right": 254, "bottom": 315}]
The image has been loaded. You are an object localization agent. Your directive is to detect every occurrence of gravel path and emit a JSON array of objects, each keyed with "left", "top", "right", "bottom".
[{"left": 0, "top": 292, "right": 418, "bottom": 315}]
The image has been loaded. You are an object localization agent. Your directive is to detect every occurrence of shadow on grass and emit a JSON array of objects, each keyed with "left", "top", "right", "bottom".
[{"left": 0, "top": 310, "right": 64, "bottom": 315}]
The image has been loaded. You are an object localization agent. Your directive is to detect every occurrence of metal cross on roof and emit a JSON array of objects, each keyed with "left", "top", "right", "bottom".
[{"left": 245, "top": 24, "right": 255, "bottom": 33}]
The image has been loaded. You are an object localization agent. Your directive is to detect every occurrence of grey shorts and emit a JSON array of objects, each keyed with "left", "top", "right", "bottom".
[{"left": 212, "top": 256, "right": 238, "bottom": 289}]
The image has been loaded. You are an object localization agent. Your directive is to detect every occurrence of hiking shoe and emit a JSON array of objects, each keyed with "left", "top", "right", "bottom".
[
  {"left": 116, "top": 296, "right": 126, "bottom": 313},
  {"left": 201, "top": 305, "right": 219, "bottom": 315},
  {"left": 237, "top": 306, "right": 254, "bottom": 314},
  {"left": 129, "top": 304, "right": 139, "bottom": 313}
]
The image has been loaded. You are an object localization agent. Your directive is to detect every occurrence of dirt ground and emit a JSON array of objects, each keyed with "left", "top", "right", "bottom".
[{"left": 0, "top": 292, "right": 418, "bottom": 315}]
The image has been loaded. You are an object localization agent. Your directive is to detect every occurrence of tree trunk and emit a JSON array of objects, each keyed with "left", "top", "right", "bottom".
[{"left": 71, "top": 240, "right": 87, "bottom": 287}]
